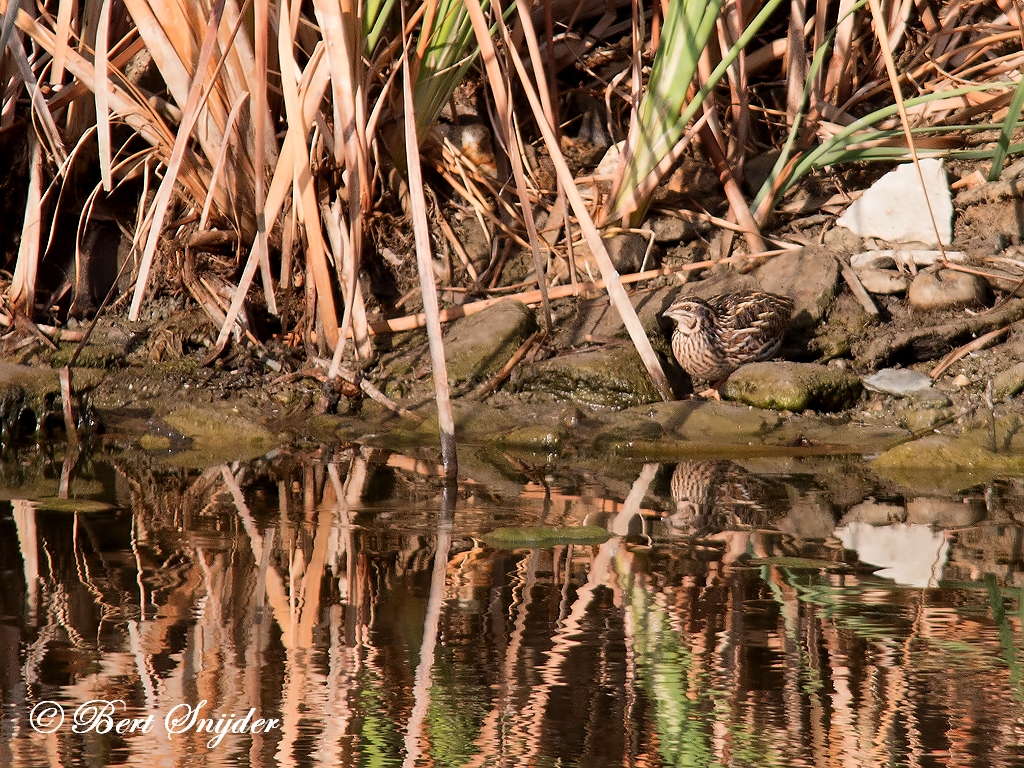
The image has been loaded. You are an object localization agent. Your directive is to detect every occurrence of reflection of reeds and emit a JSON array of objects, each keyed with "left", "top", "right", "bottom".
[{"left": 6, "top": 452, "right": 1024, "bottom": 765}]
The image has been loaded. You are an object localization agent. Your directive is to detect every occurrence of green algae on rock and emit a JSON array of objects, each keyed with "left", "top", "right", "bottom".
[
  {"left": 513, "top": 344, "right": 663, "bottom": 409},
  {"left": 483, "top": 525, "right": 612, "bottom": 549},
  {"left": 161, "top": 407, "right": 279, "bottom": 465},
  {"left": 873, "top": 433, "right": 1024, "bottom": 493},
  {"left": 442, "top": 299, "right": 538, "bottom": 384},
  {"left": 722, "top": 361, "right": 862, "bottom": 412}
]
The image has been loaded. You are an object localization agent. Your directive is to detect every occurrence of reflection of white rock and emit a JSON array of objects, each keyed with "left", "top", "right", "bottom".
[
  {"left": 837, "top": 159, "right": 953, "bottom": 246},
  {"left": 835, "top": 522, "right": 948, "bottom": 587}
]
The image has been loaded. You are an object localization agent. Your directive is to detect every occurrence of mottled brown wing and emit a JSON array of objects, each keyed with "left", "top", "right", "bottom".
[{"left": 710, "top": 293, "right": 793, "bottom": 365}]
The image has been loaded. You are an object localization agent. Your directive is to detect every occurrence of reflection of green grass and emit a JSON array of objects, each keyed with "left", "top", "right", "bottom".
[
  {"left": 624, "top": 569, "right": 719, "bottom": 767},
  {"left": 358, "top": 668, "right": 403, "bottom": 767},
  {"left": 986, "top": 575, "right": 1024, "bottom": 702},
  {"left": 427, "top": 654, "right": 487, "bottom": 767}
]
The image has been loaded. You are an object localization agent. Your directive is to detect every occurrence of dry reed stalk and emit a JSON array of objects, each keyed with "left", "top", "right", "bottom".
[
  {"left": 402, "top": 12, "right": 458, "bottom": 479},
  {"left": 930, "top": 325, "right": 1013, "bottom": 379},
  {"left": 60, "top": 366, "right": 78, "bottom": 444},
  {"left": 253, "top": 0, "right": 275, "bottom": 315},
  {"left": 474, "top": 0, "right": 672, "bottom": 401},
  {"left": 128, "top": 0, "right": 228, "bottom": 322},
  {"left": 464, "top": 0, "right": 552, "bottom": 333},
  {"left": 95, "top": 0, "right": 114, "bottom": 192},
  {"left": 866, "top": 0, "right": 949, "bottom": 261},
  {"left": 10, "top": 136, "right": 42, "bottom": 316},
  {"left": 350, "top": 251, "right": 785, "bottom": 337}
]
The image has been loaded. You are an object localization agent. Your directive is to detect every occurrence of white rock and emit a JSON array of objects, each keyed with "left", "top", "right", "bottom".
[
  {"left": 595, "top": 140, "right": 625, "bottom": 176},
  {"left": 837, "top": 159, "right": 953, "bottom": 246},
  {"left": 834, "top": 522, "right": 948, "bottom": 587},
  {"left": 863, "top": 368, "right": 934, "bottom": 395},
  {"left": 856, "top": 268, "right": 907, "bottom": 295},
  {"left": 850, "top": 249, "right": 965, "bottom": 270}
]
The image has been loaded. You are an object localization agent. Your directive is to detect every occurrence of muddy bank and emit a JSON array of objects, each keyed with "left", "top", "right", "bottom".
[{"left": 7, "top": 160, "right": 1024, "bottom": 490}]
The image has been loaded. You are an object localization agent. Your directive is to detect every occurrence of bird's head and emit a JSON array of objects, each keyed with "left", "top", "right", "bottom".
[{"left": 663, "top": 298, "right": 713, "bottom": 336}]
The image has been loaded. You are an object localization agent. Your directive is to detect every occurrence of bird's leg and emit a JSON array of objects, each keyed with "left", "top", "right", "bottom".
[
  {"left": 698, "top": 385, "right": 724, "bottom": 400},
  {"left": 692, "top": 379, "right": 727, "bottom": 400}
]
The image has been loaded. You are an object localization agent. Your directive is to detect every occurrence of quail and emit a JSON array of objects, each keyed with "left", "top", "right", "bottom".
[
  {"left": 663, "top": 291, "right": 794, "bottom": 386},
  {"left": 668, "top": 460, "right": 777, "bottom": 535}
]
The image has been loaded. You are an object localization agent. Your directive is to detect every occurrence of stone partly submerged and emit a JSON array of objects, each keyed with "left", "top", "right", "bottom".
[{"left": 721, "top": 361, "right": 863, "bottom": 412}]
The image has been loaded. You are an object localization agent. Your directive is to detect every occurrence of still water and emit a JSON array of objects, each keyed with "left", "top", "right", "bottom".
[{"left": 1, "top": 444, "right": 1023, "bottom": 767}]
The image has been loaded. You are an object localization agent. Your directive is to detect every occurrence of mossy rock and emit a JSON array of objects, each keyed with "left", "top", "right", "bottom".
[
  {"left": 513, "top": 344, "right": 662, "bottom": 409},
  {"left": 443, "top": 299, "right": 538, "bottom": 384},
  {"left": 873, "top": 434, "right": 1024, "bottom": 493},
  {"left": 674, "top": 400, "right": 781, "bottom": 442},
  {"left": 483, "top": 525, "right": 612, "bottom": 549},
  {"left": 498, "top": 425, "right": 567, "bottom": 451},
  {"left": 161, "top": 407, "right": 279, "bottom": 465},
  {"left": 722, "top": 362, "right": 862, "bottom": 413}
]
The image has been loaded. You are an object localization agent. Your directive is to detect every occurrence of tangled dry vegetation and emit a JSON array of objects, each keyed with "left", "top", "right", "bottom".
[{"left": 1, "top": 0, "right": 1023, "bottom": 423}]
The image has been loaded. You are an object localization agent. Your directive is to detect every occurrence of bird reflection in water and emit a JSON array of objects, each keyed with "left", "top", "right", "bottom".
[{"left": 668, "top": 459, "right": 777, "bottom": 536}]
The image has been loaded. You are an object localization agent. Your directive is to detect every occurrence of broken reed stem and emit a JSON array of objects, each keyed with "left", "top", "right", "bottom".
[
  {"left": 476, "top": 330, "right": 543, "bottom": 400},
  {"left": 929, "top": 323, "right": 1013, "bottom": 379},
  {"left": 60, "top": 366, "right": 78, "bottom": 444},
  {"left": 840, "top": 263, "right": 879, "bottom": 318},
  {"left": 348, "top": 250, "right": 786, "bottom": 339}
]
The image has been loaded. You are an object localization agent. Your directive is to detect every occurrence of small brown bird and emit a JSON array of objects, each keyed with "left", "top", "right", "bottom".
[
  {"left": 668, "top": 459, "right": 778, "bottom": 536},
  {"left": 663, "top": 291, "right": 794, "bottom": 386}
]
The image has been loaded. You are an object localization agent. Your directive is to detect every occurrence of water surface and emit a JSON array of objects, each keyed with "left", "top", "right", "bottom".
[{"left": 1, "top": 445, "right": 1023, "bottom": 766}]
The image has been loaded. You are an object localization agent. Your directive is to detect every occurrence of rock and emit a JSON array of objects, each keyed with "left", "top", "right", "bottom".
[
  {"left": 908, "top": 388, "right": 952, "bottom": 406},
  {"left": 994, "top": 361, "right": 1024, "bottom": 400},
  {"left": 648, "top": 215, "right": 709, "bottom": 243},
  {"left": 822, "top": 225, "right": 863, "bottom": 256},
  {"left": 513, "top": 344, "right": 662, "bottom": 409},
  {"left": 721, "top": 362, "right": 863, "bottom": 413},
  {"left": 776, "top": 490, "right": 836, "bottom": 540},
  {"left": 556, "top": 230, "right": 651, "bottom": 275},
  {"left": 674, "top": 400, "right": 781, "bottom": 442},
  {"left": 756, "top": 247, "right": 840, "bottom": 331},
  {"left": 856, "top": 268, "right": 907, "bottom": 295},
  {"left": 811, "top": 333, "right": 852, "bottom": 360},
  {"left": 606, "top": 231, "right": 650, "bottom": 273},
  {"left": 873, "top": 434, "right": 1024, "bottom": 493},
  {"left": 951, "top": 373, "right": 971, "bottom": 388},
  {"left": 836, "top": 159, "right": 953, "bottom": 246},
  {"left": 907, "top": 268, "right": 988, "bottom": 310},
  {"left": 550, "top": 286, "right": 676, "bottom": 351},
  {"left": 834, "top": 522, "right": 948, "bottom": 587},
  {"left": 903, "top": 406, "right": 953, "bottom": 432},
  {"left": 841, "top": 499, "right": 907, "bottom": 526},
  {"left": 863, "top": 368, "right": 934, "bottom": 396},
  {"left": 162, "top": 407, "right": 279, "bottom": 464},
  {"left": 766, "top": 414, "right": 906, "bottom": 449},
  {"left": 680, "top": 271, "right": 759, "bottom": 300},
  {"left": 850, "top": 249, "right": 965, "bottom": 270},
  {"left": 499, "top": 424, "right": 567, "bottom": 452},
  {"left": 906, "top": 497, "right": 985, "bottom": 528},
  {"left": 443, "top": 299, "right": 538, "bottom": 384}
]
